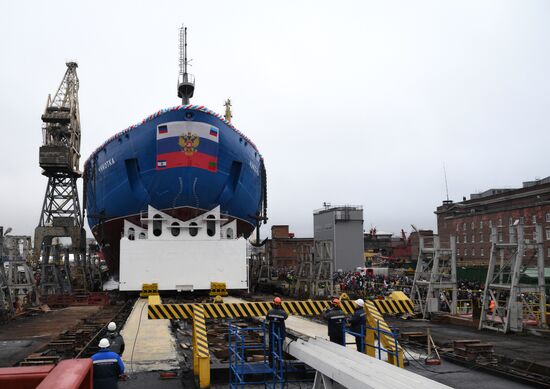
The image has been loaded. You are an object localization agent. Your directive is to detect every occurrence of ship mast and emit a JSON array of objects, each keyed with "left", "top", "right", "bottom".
[{"left": 178, "top": 25, "right": 195, "bottom": 104}]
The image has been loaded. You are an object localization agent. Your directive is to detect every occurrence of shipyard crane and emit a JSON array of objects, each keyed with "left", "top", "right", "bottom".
[{"left": 34, "top": 62, "right": 92, "bottom": 294}]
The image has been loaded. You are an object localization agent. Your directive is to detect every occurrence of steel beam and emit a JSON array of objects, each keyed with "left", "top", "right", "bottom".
[{"left": 284, "top": 337, "right": 451, "bottom": 389}]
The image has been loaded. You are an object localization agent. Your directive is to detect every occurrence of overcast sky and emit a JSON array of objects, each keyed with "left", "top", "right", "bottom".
[{"left": 1, "top": 1, "right": 549, "bottom": 240}]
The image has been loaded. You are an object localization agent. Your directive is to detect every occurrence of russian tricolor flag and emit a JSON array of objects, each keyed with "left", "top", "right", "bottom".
[{"left": 155, "top": 121, "right": 219, "bottom": 172}]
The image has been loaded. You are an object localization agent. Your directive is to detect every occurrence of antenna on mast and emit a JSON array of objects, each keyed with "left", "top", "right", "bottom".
[
  {"left": 177, "top": 24, "right": 195, "bottom": 104},
  {"left": 443, "top": 162, "right": 450, "bottom": 202}
]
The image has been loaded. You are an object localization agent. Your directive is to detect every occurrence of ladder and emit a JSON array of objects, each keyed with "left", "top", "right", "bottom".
[{"left": 228, "top": 322, "right": 285, "bottom": 388}]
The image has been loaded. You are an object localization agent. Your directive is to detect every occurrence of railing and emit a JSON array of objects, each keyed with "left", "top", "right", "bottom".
[
  {"left": 522, "top": 303, "right": 550, "bottom": 322},
  {"left": 228, "top": 322, "right": 285, "bottom": 388},
  {"left": 456, "top": 299, "right": 479, "bottom": 314},
  {"left": 344, "top": 320, "right": 401, "bottom": 367}
]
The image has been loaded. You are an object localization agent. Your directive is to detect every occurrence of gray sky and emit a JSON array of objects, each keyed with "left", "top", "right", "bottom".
[{"left": 1, "top": 1, "right": 549, "bottom": 239}]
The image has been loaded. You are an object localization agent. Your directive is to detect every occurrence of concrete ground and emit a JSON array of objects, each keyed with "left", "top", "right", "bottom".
[
  {"left": 407, "top": 359, "right": 534, "bottom": 389},
  {"left": 121, "top": 299, "right": 180, "bottom": 374},
  {"left": 0, "top": 306, "right": 101, "bottom": 367},
  {"left": 388, "top": 317, "right": 550, "bottom": 368}
]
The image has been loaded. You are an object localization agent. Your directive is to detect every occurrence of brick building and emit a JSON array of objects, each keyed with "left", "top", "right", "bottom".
[
  {"left": 266, "top": 225, "right": 313, "bottom": 269},
  {"left": 435, "top": 177, "right": 550, "bottom": 267}
]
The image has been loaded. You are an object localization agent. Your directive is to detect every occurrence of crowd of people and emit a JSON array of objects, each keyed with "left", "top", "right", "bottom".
[
  {"left": 333, "top": 270, "right": 498, "bottom": 302},
  {"left": 334, "top": 271, "right": 413, "bottom": 298}
]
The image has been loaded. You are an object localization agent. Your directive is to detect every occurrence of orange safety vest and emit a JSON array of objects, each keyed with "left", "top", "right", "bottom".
[{"left": 489, "top": 299, "right": 495, "bottom": 311}]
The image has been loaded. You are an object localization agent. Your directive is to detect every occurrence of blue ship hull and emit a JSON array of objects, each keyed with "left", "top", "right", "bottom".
[{"left": 83, "top": 105, "right": 266, "bottom": 272}]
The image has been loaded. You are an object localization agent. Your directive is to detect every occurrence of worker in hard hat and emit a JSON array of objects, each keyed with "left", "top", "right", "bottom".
[
  {"left": 322, "top": 298, "right": 346, "bottom": 346},
  {"left": 348, "top": 299, "right": 367, "bottom": 352},
  {"left": 266, "top": 296, "right": 288, "bottom": 366},
  {"left": 106, "top": 322, "right": 125, "bottom": 356},
  {"left": 91, "top": 338, "right": 125, "bottom": 389}
]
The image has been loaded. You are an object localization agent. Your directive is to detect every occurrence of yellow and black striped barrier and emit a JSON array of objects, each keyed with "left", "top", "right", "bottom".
[
  {"left": 364, "top": 300, "right": 404, "bottom": 367},
  {"left": 147, "top": 296, "right": 411, "bottom": 370},
  {"left": 192, "top": 304, "right": 210, "bottom": 389},
  {"left": 148, "top": 298, "right": 412, "bottom": 320},
  {"left": 373, "top": 299, "right": 414, "bottom": 314}
]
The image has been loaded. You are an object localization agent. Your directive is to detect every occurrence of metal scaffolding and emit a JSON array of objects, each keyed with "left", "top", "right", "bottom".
[
  {"left": 3, "top": 235, "right": 37, "bottom": 307},
  {"left": 479, "top": 224, "right": 547, "bottom": 333},
  {"left": 412, "top": 235, "right": 457, "bottom": 318},
  {"left": 312, "top": 241, "right": 334, "bottom": 298},
  {"left": 292, "top": 244, "right": 314, "bottom": 298}
]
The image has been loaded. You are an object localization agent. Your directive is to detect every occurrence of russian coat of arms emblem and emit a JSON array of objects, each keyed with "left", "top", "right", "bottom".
[{"left": 179, "top": 132, "right": 200, "bottom": 156}]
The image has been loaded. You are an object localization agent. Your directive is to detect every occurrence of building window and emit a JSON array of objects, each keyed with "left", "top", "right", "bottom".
[
  {"left": 498, "top": 218, "right": 502, "bottom": 226},
  {"left": 206, "top": 215, "right": 216, "bottom": 237},
  {"left": 226, "top": 227, "right": 234, "bottom": 239},
  {"left": 498, "top": 232, "right": 503, "bottom": 242},
  {"left": 128, "top": 227, "right": 135, "bottom": 241},
  {"left": 480, "top": 221, "right": 483, "bottom": 229},
  {"left": 546, "top": 229, "right": 550, "bottom": 240},
  {"left": 548, "top": 248, "right": 550, "bottom": 258},
  {"left": 489, "top": 220, "right": 493, "bottom": 228},
  {"left": 546, "top": 213, "right": 550, "bottom": 222},
  {"left": 519, "top": 217, "right": 524, "bottom": 225},
  {"left": 153, "top": 215, "right": 163, "bottom": 237},
  {"left": 471, "top": 221, "right": 475, "bottom": 230},
  {"left": 457, "top": 248, "right": 460, "bottom": 256},
  {"left": 464, "top": 250, "right": 468, "bottom": 256},
  {"left": 509, "top": 217, "right": 513, "bottom": 226},
  {"left": 456, "top": 235, "right": 460, "bottom": 244},
  {"left": 479, "top": 233, "right": 483, "bottom": 243},
  {"left": 464, "top": 235, "right": 467, "bottom": 243},
  {"left": 471, "top": 235, "right": 475, "bottom": 243},
  {"left": 463, "top": 222, "right": 467, "bottom": 230},
  {"left": 472, "top": 248, "right": 475, "bottom": 256},
  {"left": 189, "top": 222, "right": 198, "bottom": 237},
  {"left": 481, "top": 248, "right": 484, "bottom": 257},
  {"left": 171, "top": 222, "right": 180, "bottom": 237},
  {"left": 533, "top": 215, "right": 537, "bottom": 224},
  {"left": 139, "top": 232, "right": 146, "bottom": 239},
  {"left": 456, "top": 224, "right": 459, "bottom": 232}
]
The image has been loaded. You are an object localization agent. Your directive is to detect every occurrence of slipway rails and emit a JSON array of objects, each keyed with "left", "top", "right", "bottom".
[{"left": 147, "top": 295, "right": 414, "bottom": 388}]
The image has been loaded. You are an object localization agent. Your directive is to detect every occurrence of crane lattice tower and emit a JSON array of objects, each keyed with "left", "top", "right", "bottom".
[{"left": 34, "top": 62, "right": 91, "bottom": 294}]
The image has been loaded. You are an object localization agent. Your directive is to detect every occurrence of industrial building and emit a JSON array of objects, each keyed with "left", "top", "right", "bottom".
[
  {"left": 265, "top": 225, "right": 313, "bottom": 269},
  {"left": 313, "top": 204, "right": 364, "bottom": 271},
  {"left": 436, "top": 176, "right": 550, "bottom": 267}
]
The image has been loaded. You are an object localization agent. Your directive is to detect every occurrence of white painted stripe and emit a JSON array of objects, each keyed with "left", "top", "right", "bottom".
[
  {"left": 157, "top": 121, "right": 219, "bottom": 143},
  {"left": 93, "top": 359, "right": 119, "bottom": 364}
]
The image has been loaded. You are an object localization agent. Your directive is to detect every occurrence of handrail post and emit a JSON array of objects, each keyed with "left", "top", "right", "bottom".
[
  {"left": 377, "top": 320, "right": 381, "bottom": 360},
  {"left": 394, "top": 331, "right": 400, "bottom": 368}
]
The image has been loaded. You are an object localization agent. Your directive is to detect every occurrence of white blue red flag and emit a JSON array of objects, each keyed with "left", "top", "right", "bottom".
[{"left": 156, "top": 121, "right": 219, "bottom": 172}]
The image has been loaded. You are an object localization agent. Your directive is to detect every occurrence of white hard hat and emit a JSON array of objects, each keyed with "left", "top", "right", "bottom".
[
  {"left": 99, "top": 338, "right": 110, "bottom": 348},
  {"left": 355, "top": 299, "right": 365, "bottom": 307},
  {"left": 107, "top": 322, "right": 117, "bottom": 331}
]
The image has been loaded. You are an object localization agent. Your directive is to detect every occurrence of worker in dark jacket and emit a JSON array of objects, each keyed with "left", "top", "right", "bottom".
[
  {"left": 348, "top": 298, "right": 367, "bottom": 352},
  {"left": 322, "top": 298, "right": 346, "bottom": 346},
  {"left": 107, "top": 322, "right": 125, "bottom": 356},
  {"left": 91, "top": 338, "right": 125, "bottom": 389},
  {"left": 266, "top": 296, "right": 288, "bottom": 365}
]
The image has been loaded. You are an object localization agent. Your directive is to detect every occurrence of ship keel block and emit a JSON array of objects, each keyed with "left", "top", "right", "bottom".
[{"left": 119, "top": 205, "right": 247, "bottom": 292}]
